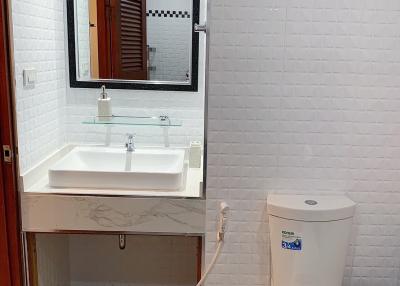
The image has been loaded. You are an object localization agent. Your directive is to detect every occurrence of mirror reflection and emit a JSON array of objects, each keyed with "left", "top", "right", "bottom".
[{"left": 75, "top": 0, "right": 194, "bottom": 83}]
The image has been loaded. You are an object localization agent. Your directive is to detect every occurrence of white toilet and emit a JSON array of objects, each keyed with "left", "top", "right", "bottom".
[{"left": 267, "top": 194, "right": 356, "bottom": 286}]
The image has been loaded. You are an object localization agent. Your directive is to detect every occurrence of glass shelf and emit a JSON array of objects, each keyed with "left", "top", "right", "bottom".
[{"left": 82, "top": 115, "right": 182, "bottom": 127}]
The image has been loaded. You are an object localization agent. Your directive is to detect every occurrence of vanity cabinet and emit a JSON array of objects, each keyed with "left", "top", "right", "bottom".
[{"left": 26, "top": 233, "right": 203, "bottom": 286}]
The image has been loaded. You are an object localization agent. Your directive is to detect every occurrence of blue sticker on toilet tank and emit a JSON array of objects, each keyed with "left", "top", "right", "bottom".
[{"left": 281, "top": 231, "right": 302, "bottom": 251}]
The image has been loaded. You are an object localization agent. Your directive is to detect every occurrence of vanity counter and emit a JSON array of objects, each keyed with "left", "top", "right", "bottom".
[{"left": 20, "top": 145, "right": 205, "bottom": 235}]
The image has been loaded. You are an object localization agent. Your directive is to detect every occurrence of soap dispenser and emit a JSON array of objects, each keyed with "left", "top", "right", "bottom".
[
  {"left": 189, "top": 141, "right": 202, "bottom": 168},
  {"left": 98, "top": 85, "right": 112, "bottom": 121}
]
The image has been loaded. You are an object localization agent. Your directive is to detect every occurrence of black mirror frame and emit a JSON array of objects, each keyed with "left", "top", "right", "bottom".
[{"left": 66, "top": 0, "right": 200, "bottom": 91}]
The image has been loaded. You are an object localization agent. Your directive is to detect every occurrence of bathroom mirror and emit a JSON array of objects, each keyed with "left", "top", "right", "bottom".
[{"left": 67, "top": 0, "right": 200, "bottom": 91}]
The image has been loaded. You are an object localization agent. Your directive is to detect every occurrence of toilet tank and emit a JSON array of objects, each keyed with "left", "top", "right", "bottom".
[{"left": 267, "top": 195, "right": 356, "bottom": 286}]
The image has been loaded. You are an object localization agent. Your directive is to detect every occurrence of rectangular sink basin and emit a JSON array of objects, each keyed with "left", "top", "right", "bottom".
[{"left": 48, "top": 147, "right": 186, "bottom": 190}]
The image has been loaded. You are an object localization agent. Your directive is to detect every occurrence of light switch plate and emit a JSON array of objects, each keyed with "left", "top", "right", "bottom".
[{"left": 23, "top": 68, "right": 36, "bottom": 87}]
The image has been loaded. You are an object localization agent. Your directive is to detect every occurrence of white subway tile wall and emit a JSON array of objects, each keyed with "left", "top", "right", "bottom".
[
  {"left": 147, "top": 12, "right": 192, "bottom": 81},
  {"left": 76, "top": 0, "right": 90, "bottom": 79},
  {"left": 12, "top": 0, "right": 67, "bottom": 173},
  {"left": 147, "top": 0, "right": 193, "bottom": 81},
  {"left": 66, "top": 87, "right": 204, "bottom": 147},
  {"left": 206, "top": 0, "right": 400, "bottom": 286}
]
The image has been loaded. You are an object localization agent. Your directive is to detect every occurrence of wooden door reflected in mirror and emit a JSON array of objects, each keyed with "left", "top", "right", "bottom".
[{"left": 94, "top": 0, "right": 148, "bottom": 80}]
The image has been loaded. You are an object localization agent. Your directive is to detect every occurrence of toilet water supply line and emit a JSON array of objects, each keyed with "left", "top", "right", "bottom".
[{"left": 196, "top": 202, "right": 229, "bottom": 286}]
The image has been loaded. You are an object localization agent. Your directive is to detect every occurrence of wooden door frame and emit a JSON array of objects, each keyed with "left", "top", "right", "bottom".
[
  {"left": 0, "top": 1, "right": 23, "bottom": 285},
  {"left": 0, "top": 161, "right": 12, "bottom": 286}
]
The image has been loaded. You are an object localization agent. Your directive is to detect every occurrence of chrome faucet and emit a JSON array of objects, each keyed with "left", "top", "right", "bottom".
[{"left": 125, "top": 133, "right": 135, "bottom": 152}]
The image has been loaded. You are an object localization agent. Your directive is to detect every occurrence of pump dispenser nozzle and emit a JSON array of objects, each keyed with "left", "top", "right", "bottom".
[
  {"left": 98, "top": 85, "right": 112, "bottom": 120},
  {"left": 100, "top": 85, "right": 108, "bottom": 99}
]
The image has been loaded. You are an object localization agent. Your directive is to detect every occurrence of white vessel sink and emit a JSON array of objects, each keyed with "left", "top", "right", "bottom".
[{"left": 48, "top": 147, "right": 185, "bottom": 190}]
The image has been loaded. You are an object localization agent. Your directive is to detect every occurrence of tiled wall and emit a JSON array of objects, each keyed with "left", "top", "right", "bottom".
[
  {"left": 12, "top": 0, "right": 67, "bottom": 174},
  {"left": 147, "top": 11, "right": 192, "bottom": 82},
  {"left": 66, "top": 87, "right": 204, "bottom": 147},
  {"left": 76, "top": 0, "right": 90, "bottom": 79},
  {"left": 206, "top": 0, "right": 400, "bottom": 286},
  {"left": 147, "top": 0, "right": 192, "bottom": 81}
]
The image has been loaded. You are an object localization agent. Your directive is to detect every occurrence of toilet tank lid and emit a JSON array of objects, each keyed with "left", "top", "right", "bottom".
[{"left": 267, "top": 195, "right": 356, "bottom": 222}]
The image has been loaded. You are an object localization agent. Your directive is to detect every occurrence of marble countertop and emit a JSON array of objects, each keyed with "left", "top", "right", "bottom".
[{"left": 21, "top": 194, "right": 205, "bottom": 234}]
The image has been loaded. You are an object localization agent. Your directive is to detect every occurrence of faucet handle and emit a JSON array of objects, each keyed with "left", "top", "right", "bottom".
[
  {"left": 125, "top": 133, "right": 136, "bottom": 152},
  {"left": 126, "top": 133, "right": 136, "bottom": 139}
]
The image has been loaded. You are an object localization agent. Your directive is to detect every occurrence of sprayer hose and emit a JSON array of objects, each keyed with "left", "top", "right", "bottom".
[{"left": 196, "top": 240, "right": 224, "bottom": 286}]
